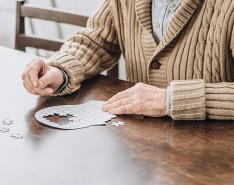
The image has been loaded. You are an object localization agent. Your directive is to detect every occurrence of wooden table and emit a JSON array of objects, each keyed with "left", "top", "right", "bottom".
[{"left": 0, "top": 45, "right": 233, "bottom": 185}]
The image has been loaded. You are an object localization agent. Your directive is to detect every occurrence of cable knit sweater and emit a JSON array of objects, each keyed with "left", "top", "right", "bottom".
[{"left": 48, "top": 0, "right": 234, "bottom": 120}]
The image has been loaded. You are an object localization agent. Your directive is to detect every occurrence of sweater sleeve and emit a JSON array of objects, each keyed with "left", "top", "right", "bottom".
[
  {"left": 48, "top": 0, "right": 121, "bottom": 96},
  {"left": 169, "top": 80, "right": 234, "bottom": 120}
]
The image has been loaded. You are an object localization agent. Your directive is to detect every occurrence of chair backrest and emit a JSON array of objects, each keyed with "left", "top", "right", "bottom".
[{"left": 15, "top": 0, "right": 118, "bottom": 78}]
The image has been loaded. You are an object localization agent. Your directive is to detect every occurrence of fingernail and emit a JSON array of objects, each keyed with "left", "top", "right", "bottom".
[{"left": 39, "top": 80, "right": 44, "bottom": 88}]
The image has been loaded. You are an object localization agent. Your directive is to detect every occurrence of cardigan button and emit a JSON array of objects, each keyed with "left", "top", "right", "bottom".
[{"left": 151, "top": 60, "right": 161, "bottom": 69}]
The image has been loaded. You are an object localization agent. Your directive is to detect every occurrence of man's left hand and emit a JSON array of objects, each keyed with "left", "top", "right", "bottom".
[{"left": 102, "top": 83, "right": 167, "bottom": 117}]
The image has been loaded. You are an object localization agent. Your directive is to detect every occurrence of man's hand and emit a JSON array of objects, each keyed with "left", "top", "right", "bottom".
[
  {"left": 102, "top": 83, "right": 167, "bottom": 117},
  {"left": 22, "top": 58, "right": 64, "bottom": 96}
]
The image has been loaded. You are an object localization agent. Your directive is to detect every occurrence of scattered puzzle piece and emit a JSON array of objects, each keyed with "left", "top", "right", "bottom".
[
  {"left": 111, "top": 121, "right": 125, "bottom": 127},
  {"left": 2, "top": 119, "right": 13, "bottom": 126},
  {"left": 0, "top": 119, "right": 24, "bottom": 140},
  {"left": 0, "top": 127, "right": 10, "bottom": 133},
  {"left": 10, "top": 133, "right": 23, "bottom": 139}
]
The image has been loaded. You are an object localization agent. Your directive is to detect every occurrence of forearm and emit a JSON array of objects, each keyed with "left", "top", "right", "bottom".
[
  {"left": 47, "top": 52, "right": 84, "bottom": 96},
  {"left": 48, "top": 0, "right": 120, "bottom": 96}
]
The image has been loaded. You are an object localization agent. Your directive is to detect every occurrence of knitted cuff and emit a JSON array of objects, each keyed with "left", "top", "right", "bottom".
[
  {"left": 166, "top": 86, "right": 172, "bottom": 116},
  {"left": 53, "top": 69, "right": 69, "bottom": 94},
  {"left": 206, "top": 83, "right": 234, "bottom": 120},
  {"left": 48, "top": 52, "right": 84, "bottom": 96},
  {"left": 170, "top": 80, "right": 206, "bottom": 120}
]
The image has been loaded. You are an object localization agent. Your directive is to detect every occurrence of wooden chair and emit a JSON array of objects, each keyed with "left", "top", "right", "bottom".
[{"left": 15, "top": 0, "right": 119, "bottom": 78}]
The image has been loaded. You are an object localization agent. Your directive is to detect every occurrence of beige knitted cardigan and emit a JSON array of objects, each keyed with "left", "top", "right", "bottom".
[{"left": 48, "top": 0, "right": 234, "bottom": 120}]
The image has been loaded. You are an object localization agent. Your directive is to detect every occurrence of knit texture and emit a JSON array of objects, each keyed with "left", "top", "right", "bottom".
[
  {"left": 206, "top": 83, "right": 234, "bottom": 120},
  {"left": 48, "top": 0, "right": 234, "bottom": 120},
  {"left": 170, "top": 80, "right": 206, "bottom": 120}
]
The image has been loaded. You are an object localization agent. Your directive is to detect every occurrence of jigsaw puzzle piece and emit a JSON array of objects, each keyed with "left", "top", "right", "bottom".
[
  {"left": 2, "top": 119, "right": 13, "bottom": 126},
  {"left": 111, "top": 121, "right": 125, "bottom": 127},
  {"left": 10, "top": 133, "right": 23, "bottom": 139},
  {"left": 0, "top": 127, "right": 10, "bottom": 133}
]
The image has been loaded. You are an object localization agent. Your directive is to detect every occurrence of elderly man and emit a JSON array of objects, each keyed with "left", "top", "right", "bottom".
[{"left": 22, "top": 0, "right": 234, "bottom": 120}]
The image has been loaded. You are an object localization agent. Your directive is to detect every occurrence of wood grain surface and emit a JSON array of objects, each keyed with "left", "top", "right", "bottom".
[{"left": 0, "top": 46, "right": 233, "bottom": 185}]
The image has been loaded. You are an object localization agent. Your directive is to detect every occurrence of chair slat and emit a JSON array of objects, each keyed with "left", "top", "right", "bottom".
[
  {"left": 21, "top": 5, "right": 88, "bottom": 27},
  {"left": 15, "top": 0, "right": 119, "bottom": 78},
  {"left": 18, "top": 34, "right": 63, "bottom": 51}
]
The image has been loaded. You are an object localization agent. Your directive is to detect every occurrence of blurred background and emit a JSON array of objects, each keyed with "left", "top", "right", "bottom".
[{"left": 0, "top": 0, "right": 126, "bottom": 79}]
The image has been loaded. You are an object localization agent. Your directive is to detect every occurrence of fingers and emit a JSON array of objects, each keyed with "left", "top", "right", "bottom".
[
  {"left": 23, "top": 75, "right": 53, "bottom": 96},
  {"left": 102, "top": 97, "right": 134, "bottom": 112},
  {"left": 38, "top": 87, "right": 54, "bottom": 96},
  {"left": 103, "top": 85, "right": 137, "bottom": 115},
  {"left": 29, "top": 63, "right": 42, "bottom": 87},
  {"left": 102, "top": 88, "right": 137, "bottom": 115},
  {"left": 103, "top": 83, "right": 144, "bottom": 112},
  {"left": 23, "top": 72, "right": 37, "bottom": 94},
  {"left": 22, "top": 58, "right": 44, "bottom": 87},
  {"left": 105, "top": 88, "right": 132, "bottom": 105},
  {"left": 102, "top": 82, "right": 167, "bottom": 117},
  {"left": 107, "top": 103, "right": 135, "bottom": 115},
  {"left": 28, "top": 58, "right": 45, "bottom": 86},
  {"left": 38, "top": 67, "right": 64, "bottom": 94},
  {"left": 22, "top": 58, "right": 52, "bottom": 96},
  {"left": 38, "top": 70, "right": 56, "bottom": 89}
]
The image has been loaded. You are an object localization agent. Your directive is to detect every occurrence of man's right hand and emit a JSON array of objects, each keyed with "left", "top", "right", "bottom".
[{"left": 22, "top": 58, "right": 64, "bottom": 96}]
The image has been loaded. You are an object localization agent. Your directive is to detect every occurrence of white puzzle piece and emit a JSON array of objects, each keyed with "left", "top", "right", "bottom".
[
  {"left": 0, "top": 127, "right": 10, "bottom": 133},
  {"left": 0, "top": 119, "right": 24, "bottom": 140},
  {"left": 111, "top": 121, "right": 125, "bottom": 127},
  {"left": 35, "top": 100, "right": 117, "bottom": 130},
  {"left": 10, "top": 133, "right": 23, "bottom": 139},
  {"left": 2, "top": 119, "right": 13, "bottom": 126}
]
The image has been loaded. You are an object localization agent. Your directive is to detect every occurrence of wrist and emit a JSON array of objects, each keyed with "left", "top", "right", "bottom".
[{"left": 55, "top": 68, "right": 68, "bottom": 94}]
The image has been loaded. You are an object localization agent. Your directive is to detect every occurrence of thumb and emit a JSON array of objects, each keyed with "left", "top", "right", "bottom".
[
  {"left": 38, "top": 70, "right": 56, "bottom": 89},
  {"left": 39, "top": 67, "right": 64, "bottom": 92}
]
